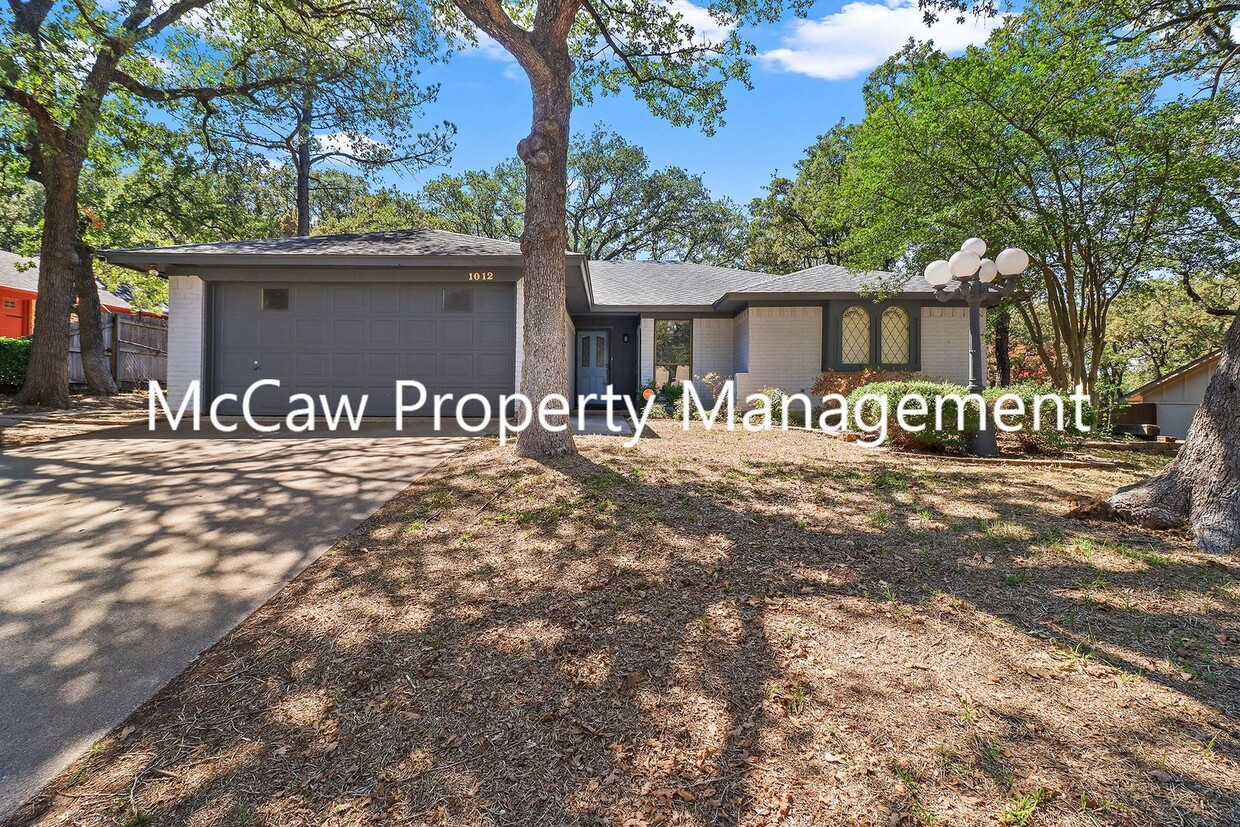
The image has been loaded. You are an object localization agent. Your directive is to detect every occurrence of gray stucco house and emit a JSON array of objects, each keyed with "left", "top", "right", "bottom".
[{"left": 102, "top": 228, "right": 977, "bottom": 415}]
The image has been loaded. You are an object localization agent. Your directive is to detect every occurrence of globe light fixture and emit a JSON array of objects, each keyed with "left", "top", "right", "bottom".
[
  {"left": 921, "top": 238, "right": 1029, "bottom": 456},
  {"left": 949, "top": 249, "right": 981, "bottom": 279},
  {"left": 978, "top": 258, "right": 998, "bottom": 284},
  {"left": 962, "top": 237, "right": 987, "bottom": 256},
  {"left": 995, "top": 247, "right": 1030, "bottom": 276},
  {"left": 924, "top": 259, "right": 952, "bottom": 288}
]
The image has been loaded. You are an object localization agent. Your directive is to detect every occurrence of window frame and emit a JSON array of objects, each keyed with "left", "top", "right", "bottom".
[
  {"left": 653, "top": 318, "right": 693, "bottom": 386},
  {"left": 824, "top": 300, "right": 920, "bottom": 372},
  {"left": 261, "top": 287, "right": 290, "bottom": 311}
]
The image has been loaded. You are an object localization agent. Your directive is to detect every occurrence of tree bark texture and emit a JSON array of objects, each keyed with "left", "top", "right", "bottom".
[
  {"left": 1108, "top": 313, "right": 1240, "bottom": 553},
  {"left": 513, "top": 51, "right": 577, "bottom": 458},
  {"left": 994, "top": 308, "right": 1011, "bottom": 387},
  {"left": 73, "top": 234, "right": 118, "bottom": 395},
  {"left": 15, "top": 170, "right": 78, "bottom": 407}
]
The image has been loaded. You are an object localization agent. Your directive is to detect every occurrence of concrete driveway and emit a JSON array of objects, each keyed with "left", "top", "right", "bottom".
[{"left": 0, "top": 422, "right": 469, "bottom": 818}]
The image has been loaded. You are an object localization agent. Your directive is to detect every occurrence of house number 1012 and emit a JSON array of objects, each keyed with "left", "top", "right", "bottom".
[{"left": 468, "top": 271, "right": 494, "bottom": 281}]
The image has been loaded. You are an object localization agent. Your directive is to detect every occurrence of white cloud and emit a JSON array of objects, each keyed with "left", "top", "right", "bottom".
[
  {"left": 669, "top": 0, "right": 734, "bottom": 43},
  {"left": 761, "top": 0, "right": 1004, "bottom": 81}
]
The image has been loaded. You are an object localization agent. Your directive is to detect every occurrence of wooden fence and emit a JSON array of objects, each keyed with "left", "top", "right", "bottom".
[{"left": 69, "top": 314, "right": 168, "bottom": 386}]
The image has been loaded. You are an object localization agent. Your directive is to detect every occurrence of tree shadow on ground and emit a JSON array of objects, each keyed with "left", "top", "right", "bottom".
[{"left": 6, "top": 430, "right": 1238, "bottom": 826}]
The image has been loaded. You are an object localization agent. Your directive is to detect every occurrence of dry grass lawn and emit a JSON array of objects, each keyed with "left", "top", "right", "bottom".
[{"left": 8, "top": 426, "right": 1238, "bottom": 827}]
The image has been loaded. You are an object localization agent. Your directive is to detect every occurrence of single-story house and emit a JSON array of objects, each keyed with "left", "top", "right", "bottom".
[
  {"left": 100, "top": 228, "right": 978, "bottom": 416},
  {"left": 1120, "top": 350, "right": 1221, "bottom": 439},
  {"left": 0, "top": 249, "right": 159, "bottom": 338}
]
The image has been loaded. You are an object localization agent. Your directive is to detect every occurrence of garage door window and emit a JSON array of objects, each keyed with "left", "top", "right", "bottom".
[
  {"left": 443, "top": 288, "right": 473, "bottom": 312},
  {"left": 261, "top": 288, "right": 290, "bottom": 310}
]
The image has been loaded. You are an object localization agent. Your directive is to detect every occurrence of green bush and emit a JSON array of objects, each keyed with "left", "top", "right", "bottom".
[
  {"left": 660, "top": 381, "right": 685, "bottom": 409},
  {"left": 847, "top": 381, "right": 980, "bottom": 453},
  {"left": 984, "top": 383, "right": 1093, "bottom": 455},
  {"left": 0, "top": 337, "right": 31, "bottom": 389}
]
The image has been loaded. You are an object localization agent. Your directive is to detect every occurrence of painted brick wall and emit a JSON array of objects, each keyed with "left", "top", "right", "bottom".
[
  {"left": 920, "top": 306, "right": 980, "bottom": 385},
  {"left": 166, "top": 275, "right": 205, "bottom": 408},
  {"left": 515, "top": 277, "right": 524, "bottom": 392},
  {"left": 638, "top": 316, "right": 654, "bottom": 386},
  {"left": 734, "top": 306, "right": 822, "bottom": 400},
  {"left": 732, "top": 309, "right": 749, "bottom": 373}
]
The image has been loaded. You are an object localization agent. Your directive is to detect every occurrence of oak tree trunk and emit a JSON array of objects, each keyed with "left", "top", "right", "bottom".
[
  {"left": 73, "top": 234, "right": 118, "bottom": 395},
  {"left": 295, "top": 85, "right": 314, "bottom": 237},
  {"left": 15, "top": 170, "right": 79, "bottom": 407},
  {"left": 1108, "top": 312, "right": 1240, "bottom": 552},
  {"left": 513, "top": 49, "right": 577, "bottom": 458}
]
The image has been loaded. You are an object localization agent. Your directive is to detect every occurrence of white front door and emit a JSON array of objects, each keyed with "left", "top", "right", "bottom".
[{"left": 577, "top": 330, "right": 609, "bottom": 398}]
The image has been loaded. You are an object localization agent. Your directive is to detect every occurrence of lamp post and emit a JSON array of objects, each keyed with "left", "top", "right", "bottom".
[{"left": 923, "top": 238, "right": 1029, "bottom": 456}]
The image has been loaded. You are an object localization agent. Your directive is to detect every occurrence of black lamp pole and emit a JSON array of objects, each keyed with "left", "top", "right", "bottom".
[{"left": 923, "top": 240, "right": 1028, "bottom": 457}]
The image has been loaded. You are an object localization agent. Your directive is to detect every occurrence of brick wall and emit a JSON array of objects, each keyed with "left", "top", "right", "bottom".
[
  {"left": 920, "top": 305, "right": 979, "bottom": 385},
  {"left": 734, "top": 306, "right": 822, "bottom": 400},
  {"left": 166, "top": 275, "right": 205, "bottom": 408},
  {"left": 638, "top": 317, "right": 654, "bottom": 386}
]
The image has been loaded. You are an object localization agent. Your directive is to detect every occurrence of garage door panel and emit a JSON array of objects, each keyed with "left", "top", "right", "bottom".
[
  {"left": 297, "top": 289, "right": 328, "bottom": 313},
  {"left": 367, "top": 285, "right": 403, "bottom": 313},
  {"left": 330, "top": 287, "right": 365, "bottom": 313},
  {"left": 332, "top": 319, "right": 366, "bottom": 347},
  {"left": 213, "top": 281, "right": 515, "bottom": 416},
  {"left": 475, "top": 289, "right": 512, "bottom": 313},
  {"left": 477, "top": 320, "right": 511, "bottom": 347},
  {"left": 368, "top": 323, "right": 400, "bottom": 348},
  {"left": 258, "top": 318, "right": 293, "bottom": 347},
  {"left": 440, "top": 322, "right": 475, "bottom": 348},
  {"left": 401, "top": 287, "right": 436, "bottom": 312}
]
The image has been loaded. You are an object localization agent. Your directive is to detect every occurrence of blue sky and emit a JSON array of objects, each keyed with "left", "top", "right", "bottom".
[{"left": 384, "top": 0, "right": 1003, "bottom": 205}]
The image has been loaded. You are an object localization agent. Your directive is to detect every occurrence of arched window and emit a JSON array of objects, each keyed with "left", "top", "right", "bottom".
[
  {"left": 840, "top": 306, "right": 871, "bottom": 365},
  {"left": 880, "top": 306, "right": 911, "bottom": 364}
]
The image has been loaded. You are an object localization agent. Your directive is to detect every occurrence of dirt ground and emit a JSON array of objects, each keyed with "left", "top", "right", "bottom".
[
  {"left": 7, "top": 426, "right": 1237, "bottom": 827},
  {"left": 0, "top": 389, "right": 148, "bottom": 447}
]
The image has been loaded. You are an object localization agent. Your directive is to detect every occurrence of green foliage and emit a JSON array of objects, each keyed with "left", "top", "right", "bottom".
[
  {"left": 660, "top": 382, "right": 685, "bottom": 409},
  {"left": 837, "top": 6, "right": 1238, "bottom": 392},
  {"left": 848, "top": 381, "right": 980, "bottom": 453},
  {"left": 203, "top": 0, "right": 455, "bottom": 231},
  {"left": 984, "top": 383, "right": 1092, "bottom": 455},
  {"left": 418, "top": 126, "right": 746, "bottom": 265},
  {"left": 744, "top": 121, "right": 860, "bottom": 273},
  {"left": 1107, "top": 276, "right": 1236, "bottom": 389},
  {"left": 0, "top": 337, "right": 32, "bottom": 388}
]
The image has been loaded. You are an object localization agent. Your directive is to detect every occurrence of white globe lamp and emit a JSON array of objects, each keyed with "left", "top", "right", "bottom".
[
  {"left": 978, "top": 258, "right": 998, "bottom": 284},
  {"left": 961, "top": 237, "right": 987, "bottom": 256},
  {"left": 924, "top": 259, "right": 952, "bottom": 288},
  {"left": 949, "top": 249, "right": 981, "bottom": 279},
  {"left": 995, "top": 247, "right": 1030, "bottom": 276}
]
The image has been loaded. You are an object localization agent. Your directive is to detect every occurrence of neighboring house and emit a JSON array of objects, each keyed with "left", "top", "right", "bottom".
[
  {"left": 0, "top": 249, "right": 159, "bottom": 338},
  {"left": 100, "top": 229, "right": 979, "bottom": 416},
  {"left": 1121, "top": 351, "right": 1221, "bottom": 439}
]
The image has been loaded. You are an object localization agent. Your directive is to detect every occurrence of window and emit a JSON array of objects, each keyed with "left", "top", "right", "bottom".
[
  {"left": 840, "top": 306, "right": 871, "bottom": 364},
  {"left": 580, "top": 335, "right": 590, "bottom": 368},
  {"left": 2, "top": 299, "right": 16, "bottom": 309},
  {"left": 880, "top": 306, "right": 910, "bottom": 364},
  {"left": 443, "top": 288, "right": 473, "bottom": 312},
  {"left": 654, "top": 319, "right": 692, "bottom": 386},
  {"left": 261, "top": 288, "right": 289, "bottom": 310}
]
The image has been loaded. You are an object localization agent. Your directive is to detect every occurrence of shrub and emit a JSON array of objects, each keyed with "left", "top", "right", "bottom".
[
  {"left": 984, "top": 383, "right": 1093, "bottom": 455},
  {"left": 744, "top": 387, "right": 811, "bottom": 428},
  {"left": 812, "top": 368, "right": 919, "bottom": 398},
  {"left": 0, "top": 337, "right": 31, "bottom": 389},
  {"left": 660, "top": 381, "right": 685, "bottom": 409},
  {"left": 846, "top": 381, "right": 980, "bottom": 453}
]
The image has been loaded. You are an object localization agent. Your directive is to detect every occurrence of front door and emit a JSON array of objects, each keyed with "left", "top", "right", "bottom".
[{"left": 576, "top": 330, "right": 609, "bottom": 398}]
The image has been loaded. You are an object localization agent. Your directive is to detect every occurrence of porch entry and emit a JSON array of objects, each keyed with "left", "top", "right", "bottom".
[{"left": 576, "top": 329, "right": 609, "bottom": 398}]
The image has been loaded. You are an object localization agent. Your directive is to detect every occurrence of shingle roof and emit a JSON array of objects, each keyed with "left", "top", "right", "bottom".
[
  {"left": 586, "top": 260, "right": 772, "bottom": 308},
  {"left": 736, "top": 263, "right": 934, "bottom": 295},
  {"left": 0, "top": 250, "right": 133, "bottom": 310},
  {"left": 0, "top": 249, "right": 39, "bottom": 293},
  {"left": 104, "top": 228, "right": 526, "bottom": 258}
]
